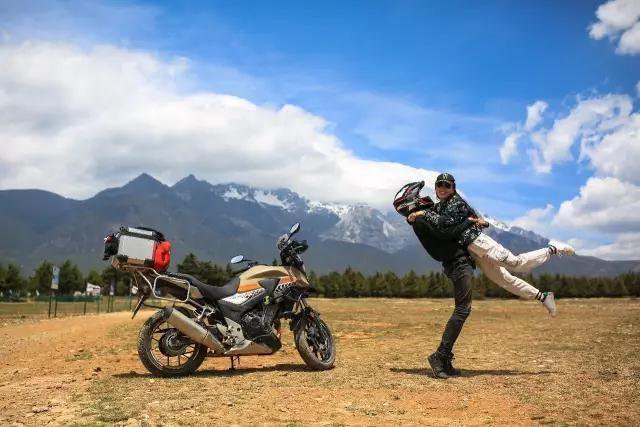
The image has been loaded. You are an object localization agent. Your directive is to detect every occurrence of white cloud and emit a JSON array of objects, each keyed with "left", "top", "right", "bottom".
[
  {"left": 502, "top": 90, "right": 640, "bottom": 260},
  {"left": 589, "top": 0, "right": 640, "bottom": 55},
  {"left": 499, "top": 131, "right": 522, "bottom": 164},
  {"left": 536, "top": 95, "right": 633, "bottom": 173},
  {"left": 524, "top": 100, "right": 548, "bottom": 131},
  {"left": 500, "top": 100, "right": 548, "bottom": 164},
  {"left": 553, "top": 177, "right": 640, "bottom": 233},
  {"left": 0, "top": 40, "right": 439, "bottom": 209},
  {"left": 618, "top": 21, "right": 640, "bottom": 53},
  {"left": 501, "top": 93, "right": 637, "bottom": 177},
  {"left": 582, "top": 232, "right": 640, "bottom": 260},
  {"left": 511, "top": 203, "right": 555, "bottom": 235},
  {"left": 583, "top": 113, "right": 640, "bottom": 184}
]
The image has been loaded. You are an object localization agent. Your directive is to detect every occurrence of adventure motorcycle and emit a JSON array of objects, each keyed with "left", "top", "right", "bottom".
[{"left": 102, "top": 222, "right": 336, "bottom": 376}]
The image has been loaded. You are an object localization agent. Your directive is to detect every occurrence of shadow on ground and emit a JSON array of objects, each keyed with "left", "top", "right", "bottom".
[
  {"left": 113, "top": 363, "right": 312, "bottom": 379},
  {"left": 390, "top": 367, "right": 556, "bottom": 377}
]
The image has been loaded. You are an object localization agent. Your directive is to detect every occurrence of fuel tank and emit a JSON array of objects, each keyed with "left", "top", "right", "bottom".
[{"left": 236, "top": 265, "right": 309, "bottom": 293}]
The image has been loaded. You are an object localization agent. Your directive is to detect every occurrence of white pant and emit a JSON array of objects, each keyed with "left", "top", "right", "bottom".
[{"left": 468, "top": 233, "right": 551, "bottom": 300}]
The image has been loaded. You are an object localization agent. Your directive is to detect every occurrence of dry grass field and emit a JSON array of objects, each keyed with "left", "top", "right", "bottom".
[{"left": 0, "top": 298, "right": 638, "bottom": 426}]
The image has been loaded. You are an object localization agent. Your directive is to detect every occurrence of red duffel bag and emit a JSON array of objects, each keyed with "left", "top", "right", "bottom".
[{"left": 153, "top": 240, "right": 172, "bottom": 272}]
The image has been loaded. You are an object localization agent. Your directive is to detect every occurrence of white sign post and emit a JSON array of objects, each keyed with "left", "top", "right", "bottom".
[
  {"left": 49, "top": 266, "right": 60, "bottom": 318},
  {"left": 51, "top": 266, "right": 60, "bottom": 290}
]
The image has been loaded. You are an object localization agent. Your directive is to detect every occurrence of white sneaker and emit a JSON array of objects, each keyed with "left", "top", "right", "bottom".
[
  {"left": 548, "top": 240, "right": 575, "bottom": 256},
  {"left": 542, "top": 292, "right": 557, "bottom": 317}
]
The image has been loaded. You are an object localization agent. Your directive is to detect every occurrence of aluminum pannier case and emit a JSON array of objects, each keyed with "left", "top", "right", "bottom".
[{"left": 115, "top": 226, "right": 165, "bottom": 268}]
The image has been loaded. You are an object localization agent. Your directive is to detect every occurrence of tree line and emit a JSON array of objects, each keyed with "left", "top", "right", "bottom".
[{"left": 1, "top": 254, "right": 639, "bottom": 299}]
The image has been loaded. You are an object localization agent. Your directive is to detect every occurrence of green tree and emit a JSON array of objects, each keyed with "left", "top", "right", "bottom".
[
  {"left": 402, "top": 270, "right": 420, "bottom": 298},
  {"left": 58, "top": 260, "right": 83, "bottom": 294},
  {"left": 177, "top": 253, "right": 200, "bottom": 276},
  {"left": 101, "top": 265, "right": 130, "bottom": 295},
  {"left": 85, "top": 270, "right": 103, "bottom": 287},
  {"left": 0, "top": 264, "right": 7, "bottom": 295},
  {"left": 3, "top": 264, "right": 26, "bottom": 296},
  {"left": 30, "top": 261, "right": 53, "bottom": 294}
]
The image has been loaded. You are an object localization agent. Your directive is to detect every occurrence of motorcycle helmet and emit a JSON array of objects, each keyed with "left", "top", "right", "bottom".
[{"left": 393, "top": 181, "right": 434, "bottom": 217}]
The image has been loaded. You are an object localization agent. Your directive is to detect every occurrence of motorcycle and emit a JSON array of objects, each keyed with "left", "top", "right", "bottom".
[{"left": 103, "top": 222, "right": 336, "bottom": 376}]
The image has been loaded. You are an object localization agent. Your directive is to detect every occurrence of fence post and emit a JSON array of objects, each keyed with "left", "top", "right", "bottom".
[
  {"left": 53, "top": 292, "right": 58, "bottom": 318},
  {"left": 97, "top": 296, "right": 100, "bottom": 314},
  {"left": 83, "top": 299, "right": 87, "bottom": 315},
  {"left": 48, "top": 291, "right": 53, "bottom": 319}
]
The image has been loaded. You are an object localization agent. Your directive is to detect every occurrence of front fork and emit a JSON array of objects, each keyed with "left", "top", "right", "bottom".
[{"left": 289, "top": 299, "right": 319, "bottom": 333}]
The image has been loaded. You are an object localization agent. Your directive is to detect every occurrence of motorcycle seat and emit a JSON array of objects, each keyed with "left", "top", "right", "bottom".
[{"left": 168, "top": 273, "right": 240, "bottom": 301}]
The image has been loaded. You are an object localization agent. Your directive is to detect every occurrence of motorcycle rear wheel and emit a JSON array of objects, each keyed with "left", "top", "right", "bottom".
[
  {"left": 137, "top": 309, "right": 207, "bottom": 377},
  {"left": 294, "top": 315, "right": 336, "bottom": 370}
]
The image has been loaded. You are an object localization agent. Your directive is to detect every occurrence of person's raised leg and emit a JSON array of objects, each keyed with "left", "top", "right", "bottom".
[
  {"left": 476, "top": 256, "right": 557, "bottom": 316},
  {"left": 469, "top": 233, "right": 569, "bottom": 273}
]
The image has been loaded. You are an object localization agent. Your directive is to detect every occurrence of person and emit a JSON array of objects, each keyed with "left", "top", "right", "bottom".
[
  {"left": 406, "top": 173, "right": 576, "bottom": 318},
  {"left": 393, "top": 181, "right": 475, "bottom": 379}
]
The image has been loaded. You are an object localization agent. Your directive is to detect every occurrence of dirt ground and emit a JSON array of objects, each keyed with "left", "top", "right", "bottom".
[{"left": 0, "top": 298, "right": 638, "bottom": 426}]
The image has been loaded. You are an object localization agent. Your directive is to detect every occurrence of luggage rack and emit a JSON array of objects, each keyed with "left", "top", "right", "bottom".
[{"left": 115, "top": 260, "right": 192, "bottom": 304}]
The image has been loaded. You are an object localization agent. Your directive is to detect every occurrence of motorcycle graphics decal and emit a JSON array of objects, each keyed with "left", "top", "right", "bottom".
[
  {"left": 273, "top": 276, "right": 297, "bottom": 299},
  {"left": 221, "top": 288, "right": 266, "bottom": 305},
  {"left": 237, "top": 282, "right": 262, "bottom": 293}
]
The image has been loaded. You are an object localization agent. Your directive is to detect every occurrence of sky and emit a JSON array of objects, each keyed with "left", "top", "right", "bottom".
[{"left": 0, "top": 0, "right": 639, "bottom": 259}]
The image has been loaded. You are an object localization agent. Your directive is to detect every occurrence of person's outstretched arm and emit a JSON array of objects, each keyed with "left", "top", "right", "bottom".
[{"left": 410, "top": 210, "right": 474, "bottom": 239}]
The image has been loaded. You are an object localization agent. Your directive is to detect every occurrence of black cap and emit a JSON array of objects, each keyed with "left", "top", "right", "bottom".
[{"left": 436, "top": 172, "right": 455, "bottom": 183}]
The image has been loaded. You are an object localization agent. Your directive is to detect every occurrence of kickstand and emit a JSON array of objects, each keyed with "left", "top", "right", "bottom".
[{"left": 229, "top": 356, "right": 240, "bottom": 371}]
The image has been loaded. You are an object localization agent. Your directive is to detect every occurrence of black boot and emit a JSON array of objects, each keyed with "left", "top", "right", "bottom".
[
  {"left": 443, "top": 353, "right": 461, "bottom": 376},
  {"left": 427, "top": 352, "right": 449, "bottom": 379}
]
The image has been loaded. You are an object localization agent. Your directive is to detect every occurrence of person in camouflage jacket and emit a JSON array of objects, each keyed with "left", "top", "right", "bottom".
[
  {"left": 408, "top": 172, "right": 577, "bottom": 318},
  {"left": 433, "top": 192, "right": 482, "bottom": 248}
]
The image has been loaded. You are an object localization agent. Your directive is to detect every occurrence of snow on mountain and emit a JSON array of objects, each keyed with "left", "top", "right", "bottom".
[
  {"left": 253, "top": 190, "right": 291, "bottom": 209},
  {"left": 482, "top": 214, "right": 548, "bottom": 246},
  {"left": 318, "top": 205, "right": 413, "bottom": 253},
  {"left": 221, "top": 186, "right": 248, "bottom": 201},
  {"left": 307, "top": 201, "right": 351, "bottom": 218},
  {"left": 483, "top": 215, "right": 511, "bottom": 232},
  {"left": 211, "top": 184, "right": 304, "bottom": 211},
  {"left": 174, "top": 175, "right": 551, "bottom": 254}
]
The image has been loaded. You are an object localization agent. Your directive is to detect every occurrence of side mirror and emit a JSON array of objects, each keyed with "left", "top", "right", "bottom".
[
  {"left": 230, "top": 255, "right": 244, "bottom": 264},
  {"left": 289, "top": 222, "right": 300, "bottom": 235}
]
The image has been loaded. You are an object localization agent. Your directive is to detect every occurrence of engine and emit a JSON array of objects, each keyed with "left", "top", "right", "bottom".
[
  {"left": 240, "top": 305, "right": 281, "bottom": 352},
  {"left": 240, "top": 305, "right": 277, "bottom": 339}
]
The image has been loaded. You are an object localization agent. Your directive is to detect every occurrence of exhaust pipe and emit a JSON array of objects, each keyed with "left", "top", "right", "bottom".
[{"left": 163, "top": 307, "right": 225, "bottom": 354}]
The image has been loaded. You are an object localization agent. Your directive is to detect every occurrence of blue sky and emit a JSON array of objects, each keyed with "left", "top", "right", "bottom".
[{"left": 1, "top": 0, "right": 639, "bottom": 258}]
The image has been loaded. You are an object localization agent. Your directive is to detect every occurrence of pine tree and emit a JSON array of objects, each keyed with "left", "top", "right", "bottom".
[
  {"left": 58, "top": 260, "right": 83, "bottom": 294},
  {"left": 30, "top": 261, "right": 54, "bottom": 294},
  {"left": 3, "top": 264, "right": 26, "bottom": 296}
]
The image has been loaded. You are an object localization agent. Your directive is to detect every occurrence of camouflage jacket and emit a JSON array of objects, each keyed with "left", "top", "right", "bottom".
[{"left": 433, "top": 193, "right": 482, "bottom": 247}]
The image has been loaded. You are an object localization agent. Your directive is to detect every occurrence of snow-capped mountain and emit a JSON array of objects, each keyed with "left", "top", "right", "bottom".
[
  {"left": 177, "top": 174, "right": 550, "bottom": 254},
  {"left": 483, "top": 215, "right": 549, "bottom": 248},
  {"left": 174, "top": 175, "right": 308, "bottom": 212},
  {"left": 318, "top": 204, "right": 413, "bottom": 253},
  {"left": 3, "top": 173, "right": 637, "bottom": 276}
]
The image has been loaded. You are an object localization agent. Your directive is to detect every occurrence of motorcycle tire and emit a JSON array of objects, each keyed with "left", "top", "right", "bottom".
[
  {"left": 294, "top": 316, "right": 336, "bottom": 370},
  {"left": 137, "top": 309, "right": 207, "bottom": 377}
]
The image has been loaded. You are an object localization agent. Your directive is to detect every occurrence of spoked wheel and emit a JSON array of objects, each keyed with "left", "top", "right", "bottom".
[
  {"left": 137, "top": 309, "right": 207, "bottom": 377},
  {"left": 294, "top": 314, "right": 336, "bottom": 370}
]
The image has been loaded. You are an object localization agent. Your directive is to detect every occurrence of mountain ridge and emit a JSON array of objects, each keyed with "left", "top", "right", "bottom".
[{"left": 0, "top": 173, "right": 638, "bottom": 276}]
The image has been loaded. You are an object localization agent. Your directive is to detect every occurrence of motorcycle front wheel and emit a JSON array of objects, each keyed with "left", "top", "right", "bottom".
[
  {"left": 137, "top": 309, "right": 207, "bottom": 377},
  {"left": 294, "top": 315, "right": 336, "bottom": 370}
]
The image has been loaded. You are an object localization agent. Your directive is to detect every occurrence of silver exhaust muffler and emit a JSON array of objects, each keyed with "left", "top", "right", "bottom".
[{"left": 163, "top": 307, "right": 225, "bottom": 353}]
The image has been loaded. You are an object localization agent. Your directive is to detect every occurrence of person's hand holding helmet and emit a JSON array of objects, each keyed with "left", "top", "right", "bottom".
[{"left": 407, "top": 210, "right": 426, "bottom": 223}]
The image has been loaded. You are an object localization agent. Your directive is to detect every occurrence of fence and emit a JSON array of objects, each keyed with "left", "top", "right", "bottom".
[{"left": 0, "top": 295, "right": 138, "bottom": 319}]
